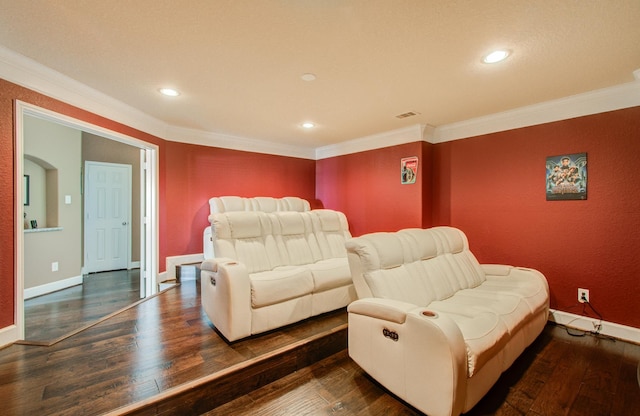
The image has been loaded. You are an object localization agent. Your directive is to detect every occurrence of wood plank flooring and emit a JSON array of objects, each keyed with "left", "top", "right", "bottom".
[
  {"left": 2, "top": 272, "right": 639, "bottom": 416},
  {"left": 0, "top": 276, "right": 348, "bottom": 415},
  {"left": 23, "top": 269, "right": 143, "bottom": 342},
  {"left": 211, "top": 325, "right": 640, "bottom": 416}
]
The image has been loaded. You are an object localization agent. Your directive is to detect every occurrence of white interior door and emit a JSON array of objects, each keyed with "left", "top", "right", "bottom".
[{"left": 84, "top": 161, "right": 131, "bottom": 273}]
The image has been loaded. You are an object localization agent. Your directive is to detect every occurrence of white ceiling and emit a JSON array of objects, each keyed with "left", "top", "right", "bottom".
[{"left": 1, "top": 1, "right": 639, "bottom": 150}]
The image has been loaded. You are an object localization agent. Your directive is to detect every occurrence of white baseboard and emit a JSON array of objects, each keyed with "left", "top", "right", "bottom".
[
  {"left": 24, "top": 275, "right": 83, "bottom": 300},
  {"left": 549, "top": 309, "right": 640, "bottom": 344},
  {"left": 0, "top": 324, "right": 19, "bottom": 349},
  {"left": 164, "top": 253, "right": 204, "bottom": 281},
  {"left": 129, "top": 261, "right": 140, "bottom": 269}
]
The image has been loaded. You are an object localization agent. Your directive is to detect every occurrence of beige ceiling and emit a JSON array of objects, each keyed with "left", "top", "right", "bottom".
[{"left": 1, "top": 1, "right": 639, "bottom": 148}]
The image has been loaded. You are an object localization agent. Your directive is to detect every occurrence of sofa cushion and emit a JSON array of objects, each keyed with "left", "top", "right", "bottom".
[
  {"left": 250, "top": 266, "right": 314, "bottom": 308},
  {"left": 281, "top": 196, "right": 311, "bottom": 212},
  {"left": 428, "top": 306, "right": 510, "bottom": 376},
  {"left": 251, "top": 196, "right": 281, "bottom": 212},
  {"left": 434, "top": 289, "right": 533, "bottom": 337},
  {"left": 272, "top": 212, "right": 322, "bottom": 266},
  {"left": 212, "top": 212, "right": 284, "bottom": 273},
  {"left": 396, "top": 228, "right": 438, "bottom": 260},
  {"left": 209, "top": 196, "right": 310, "bottom": 215},
  {"left": 346, "top": 232, "right": 406, "bottom": 270},
  {"left": 209, "top": 196, "right": 248, "bottom": 214},
  {"left": 422, "top": 227, "right": 486, "bottom": 290},
  {"left": 312, "top": 210, "right": 351, "bottom": 260},
  {"left": 363, "top": 264, "right": 436, "bottom": 306},
  {"left": 308, "top": 258, "right": 353, "bottom": 292},
  {"left": 478, "top": 270, "right": 549, "bottom": 315}
]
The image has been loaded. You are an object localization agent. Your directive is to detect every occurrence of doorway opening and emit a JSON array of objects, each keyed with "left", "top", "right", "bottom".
[{"left": 14, "top": 101, "right": 159, "bottom": 343}]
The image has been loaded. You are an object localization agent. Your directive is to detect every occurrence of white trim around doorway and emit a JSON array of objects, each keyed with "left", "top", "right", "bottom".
[{"left": 13, "top": 100, "right": 160, "bottom": 344}]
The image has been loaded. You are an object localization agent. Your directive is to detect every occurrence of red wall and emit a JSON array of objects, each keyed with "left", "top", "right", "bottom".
[
  {"left": 316, "top": 142, "right": 427, "bottom": 236},
  {"left": 163, "top": 141, "right": 316, "bottom": 255},
  {"left": 2, "top": 76, "right": 638, "bottom": 333},
  {"left": 0, "top": 79, "right": 316, "bottom": 331},
  {"left": 0, "top": 79, "right": 168, "bottom": 329},
  {"left": 432, "top": 108, "right": 640, "bottom": 328},
  {"left": 317, "top": 108, "right": 640, "bottom": 329}
]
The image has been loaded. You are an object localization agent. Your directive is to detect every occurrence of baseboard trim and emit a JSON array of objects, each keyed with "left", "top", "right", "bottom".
[
  {"left": 24, "top": 275, "right": 83, "bottom": 300},
  {"left": 164, "top": 253, "right": 204, "bottom": 281},
  {"left": 0, "top": 325, "right": 19, "bottom": 349},
  {"left": 549, "top": 309, "right": 640, "bottom": 344}
]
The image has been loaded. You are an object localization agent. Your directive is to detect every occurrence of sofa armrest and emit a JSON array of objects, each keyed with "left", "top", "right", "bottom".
[
  {"left": 481, "top": 263, "right": 513, "bottom": 276},
  {"left": 482, "top": 264, "right": 549, "bottom": 291},
  {"left": 347, "top": 297, "right": 416, "bottom": 324},
  {"left": 200, "top": 258, "right": 252, "bottom": 342},
  {"left": 348, "top": 298, "right": 467, "bottom": 416},
  {"left": 201, "top": 257, "right": 236, "bottom": 273}
]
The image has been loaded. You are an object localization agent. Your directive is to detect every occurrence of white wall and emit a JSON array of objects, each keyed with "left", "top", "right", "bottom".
[{"left": 23, "top": 115, "right": 82, "bottom": 290}]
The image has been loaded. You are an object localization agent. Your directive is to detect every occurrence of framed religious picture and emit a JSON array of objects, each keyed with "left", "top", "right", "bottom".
[
  {"left": 546, "top": 153, "right": 587, "bottom": 200},
  {"left": 401, "top": 156, "right": 418, "bottom": 184}
]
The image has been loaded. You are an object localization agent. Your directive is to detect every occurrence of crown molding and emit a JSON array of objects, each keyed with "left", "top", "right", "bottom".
[
  {"left": 432, "top": 79, "right": 640, "bottom": 143},
  {"left": 2, "top": 45, "right": 639, "bottom": 160},
  {"left": 0, "top": 45, "right": 169, "bottom": 140},
  {"left": 0, "top": 45, "right": 314, "bottom": 158},
  {"left": 326, "top": 78, "right": 640, "bottom": 154},
  {"left": 315, "top": 124, "right": 430, "bottom": 160},
  {"left": 166, "top": 125, "right": 316, "bottom": 160}
]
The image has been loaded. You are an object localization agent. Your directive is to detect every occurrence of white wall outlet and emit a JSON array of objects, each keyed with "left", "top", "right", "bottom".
[
  {"left": 65, "top": 195, "right": 71, "bottom": 204},
  {"left": 51, "top": 261, "right": 59, "bottom": 272},
  {"left": 578, "top": 288, "right": 589, "bottom": 303}
]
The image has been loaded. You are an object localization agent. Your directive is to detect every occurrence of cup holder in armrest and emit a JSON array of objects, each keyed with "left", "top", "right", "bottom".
[{"left": 421, "top": 310, "right": 438, "bottom": 318}]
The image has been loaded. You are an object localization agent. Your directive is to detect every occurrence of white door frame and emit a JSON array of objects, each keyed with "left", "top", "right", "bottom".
[{"left": 13, "top": 101, "right": 159, "bottom": 341}]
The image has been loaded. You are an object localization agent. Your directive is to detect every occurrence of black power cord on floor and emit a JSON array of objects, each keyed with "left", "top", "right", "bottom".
[{"left": 563, "top": 298, "right": 616, "bottom": 341}]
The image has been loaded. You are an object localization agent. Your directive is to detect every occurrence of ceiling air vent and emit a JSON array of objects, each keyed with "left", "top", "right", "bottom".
[{"left": 395, "top": 111, "right": 420, "bottom": 119}]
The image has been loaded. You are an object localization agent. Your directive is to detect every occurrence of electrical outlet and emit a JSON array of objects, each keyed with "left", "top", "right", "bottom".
[
  {"left": 51, "top": 262, "right": 59, "bottom": 272},
  {"left": 578, "top": 288, "right": 589, "bottom": 303}
]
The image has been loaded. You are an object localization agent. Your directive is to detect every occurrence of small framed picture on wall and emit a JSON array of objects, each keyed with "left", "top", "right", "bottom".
[
  {"left": 401, "top": 156, "right": 418, "bottom": 184},
  {"left": 23, "top": 174, "right": 30, "bottom": 206},
  {"left": 546, "top": 152, "right": 587, "bottom": 200}
]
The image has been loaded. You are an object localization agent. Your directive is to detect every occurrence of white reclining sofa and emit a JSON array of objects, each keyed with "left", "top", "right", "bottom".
[
  {"left": 203, "top": 196, "right": 310, "bottom": 259},
  {"left": 346, "top": 226, "right": 549, "bottom": 416},
  {"left": 201, "top": 208, "right": 356, "bottom": 342}
]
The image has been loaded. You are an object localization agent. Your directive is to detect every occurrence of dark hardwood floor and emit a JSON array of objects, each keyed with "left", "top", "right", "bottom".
[
  {"left": 23, "top": 269, "right": 144, "bottom": 342},
  {"left": 2, "top": 272, "right": 638, "bottom": 416},
  {"left": 212, "top": 325, "right": 640, "bottom": 416},
  {"left": 0, "top": 275, "right": 348, "bottom": 415}
]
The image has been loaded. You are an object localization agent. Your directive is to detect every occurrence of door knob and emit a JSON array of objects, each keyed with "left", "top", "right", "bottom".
[{"left": 122, "top": 221, "right": 128, "bottom": 226}]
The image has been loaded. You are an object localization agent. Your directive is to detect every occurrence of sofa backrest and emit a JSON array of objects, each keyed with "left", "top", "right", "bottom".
[
  {"left": 211, "top": 210, "right": 350, "bottom": 273},
  {"left": 311, "top": 209, "right": 352, "bottom": 259},
  {"left": 204, "top": 196, "right": 311, "bottom": 260},
  {"left": 209, "top": 196, "right": 311, "bottom": 215},
  {"left": 346, "top": 226, "right": 486, "bottom": 305}
]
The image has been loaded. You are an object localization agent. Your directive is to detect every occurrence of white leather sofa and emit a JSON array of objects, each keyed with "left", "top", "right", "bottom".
[
  {"left": 346, "top": 226, "right": 549, "bottom": 416},
  {"left": 201, "top": 209, "right": 356, "bottom": 342},
  {"left": 203, "top": 196, "right": 310, "bottom": 259}
]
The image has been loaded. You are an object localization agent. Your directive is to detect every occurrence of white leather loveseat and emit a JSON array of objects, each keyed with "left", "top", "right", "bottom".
[
  {"left": 346, "top": 226, "right": 549, "bottom": 416},
  {"left": 201, "top": 209, "right": 356, "bottom": 342},
  {"left": 203, "top": 196, "right": 310, "bottom": 259}
]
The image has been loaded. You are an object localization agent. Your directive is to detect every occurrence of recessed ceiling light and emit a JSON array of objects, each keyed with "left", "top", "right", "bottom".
[
  {"left": 301, "top": 73, "right": 317, "bottom": 81},
  {"left": 159, "top": 87, "right": 180, "bottom": 97},
  {"left": 482, "top": 50, "right": 510, "bottom": 64},
  {"left": 301, "top": 122, "right": 315, "bottom": 129}
]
